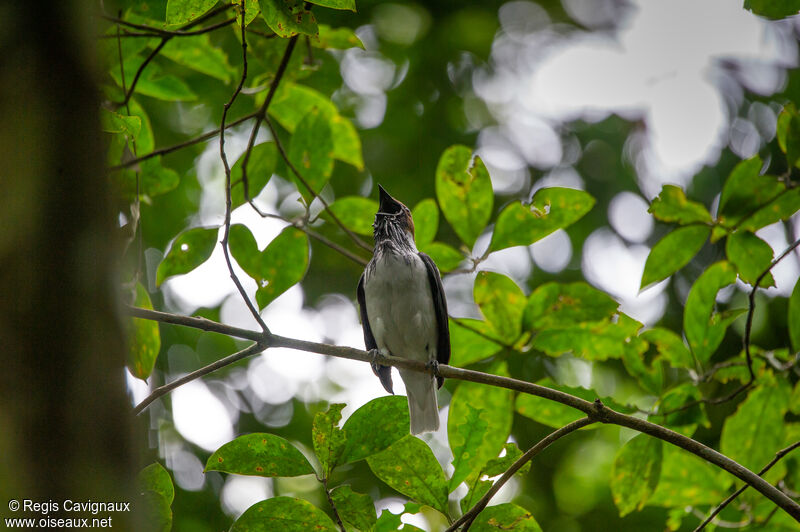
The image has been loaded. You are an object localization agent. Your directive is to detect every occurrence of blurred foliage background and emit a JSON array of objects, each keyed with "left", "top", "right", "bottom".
[{"left": 92, "top": 0, "right": 800, "bottom": 530}]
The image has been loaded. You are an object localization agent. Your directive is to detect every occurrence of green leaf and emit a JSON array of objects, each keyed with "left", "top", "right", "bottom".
[
  {"left": 128, "top": 283, "right": 160, "bottom": 380},
  {"left": 269, "top": 83, "right": 363, "bottom": 169},
  {"left": 340, "top": 395, "right": 409, "bottom": 463},
  {"left": 412, "top": 198, "right": 439, "bottom": 246},
  {"left": 311, "top": 25, "right": 365, "bottom": 49},
  {"left": 204, "top": 433, "right": 315, "bottom": 477},
  {"left": 516, "top": 378, "right": 606, "bottom": 429},
  {"left": 720, "top": 374, "right": 791, "bottom": 472},
  {"left": 787, "top": 112, "right": 800, "bottom": 167},
  {"left": 367, "top": 435, "right": 449, "bottom": 515},
  {"left": 737, "top": 188, "right": 800, "bottom": 232},
  {"left": 231, "top": 497, "right": 338, "bottom": 532},
  {"left": 790, "top": 278, "right": 800, "bottom": 353},
  {"left": 791, "top": 382, "right": 800, "bottom": 415},
  {"left": 744, "top": 1, "right": 800, "bottom": 21},
  {"left": 523, "top": 281, "right": 618, "bottom": 331},
  {"left": 640, "top": 328, "right": 694, "bottom": 370},
  {"left": 725, "top": 231, "right": 775, "bottom": 287},
  {"left": 257, "top": 0, "right": 318, "bottom": 38},
  {"left": 531, "top": 313, "right": 645, "bottom": 361},
  {"left": 648, "top": 185, "right": 712, "bottom": 225},
  {"left": 483, "top": 442, "right": 530, "bottom": 477},
  {"left": 610, "top": 435, "right": 662, "bottom": 516},
  {"left": 312, "top": 403, "right": 346, "bottom": 478},
  {"left": 330, "top": 486, "right": 376, "bottom": 531},
  {"left": 270, "top": 83, "right": 335, "bottom": 129},
  {"left": 141, "top": 157, "right": 181, "bottom": 197},
  {"left": 231, "top": 142, "right": 279, "bottom": 208},
  {"left": 448, "top": 319, "right": 503, "bottom": 367},
  {"left": 139, "top": 491, "right": 172, "bottom": 532},
  {"left": 473, "top": 271, "right": 526, "bottom": 342},
  {"left": 328, "top": 115, "right": 364, "bottom": 170},
  {"left": 460, "top": 479, "right": 492, "bottom": 514},
  {"left": 648, "top": 445, "right": 731, "bottom": 507},
  {"left": 288, "top": 109, "right": 334, "bottom": 202},
  {"left": 233, "top": 0, "right": 260, "bottom": 26},
  {"left": 228, "top": 225, "right": 309, "bottom": 309},
  {"left": 307, "top": 0, "right": 355, "bottom": 10},
  {"left": 470, "top": 503, "right": 542, "bottom": 532},
  {"left": 683, "top": 261, "right": 740, "bottom": 363},
  {"left": 491, "top": 188, "right": 595, "bottom": 251},
  {"left": 718, "top": 157, "right": 784, "bottom": 226},
  {"left": 138, "top": 463, "right": 174, "bottom": 504},
  {"left": 449, "top": 405, "right": 490, "bottom": 491},
  {"left": 138, "top": 462, "right": 174, "bottom": 532},
  {"left": 111, "top": 59, "right": 197, "bottom": 101},
  {"left": 160, "top": 34, "right": 235, "bottom": 83},
  {"left": 435, "top": 146, "right": 493, "bottom": 247},
  {"left": 156, "top": 227, "right": 218, "bottom": 286},
  {"left": 375, "top": 508, "right": 402, "bottom": 532},
  {"left": 165, "top": 0, "right": 217, "bottom": 25},
  {"left": 418, "top": 242, "right": 463, "bottom": 272},
  {"left": 327, "top": 196, "right": 378, "bottom": 236},
  {"left": 448, "top": 368, "right": 513, "bottom": 481},
  {"left": 777, "top": 103, "right": 796, "bottom": 154},
  {"left": 128, "top": 99, "right": 154, "bottom": 153},
  {"left": 621, "top": 342, "right": 663, "bottom": 395},
  {"left": 101, "top": 108, "right": 142, "bottom": 138},
  {"left": 654, "top": 382, "right": 708, "bottom": 430},
  {"left": 640, "top": 225, "right": 710, "bottom": 289}
]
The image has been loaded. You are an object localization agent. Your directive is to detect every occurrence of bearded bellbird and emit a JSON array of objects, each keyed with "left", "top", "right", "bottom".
[{"left": 357, "top": 185, "right": 450, "bottom": 434}]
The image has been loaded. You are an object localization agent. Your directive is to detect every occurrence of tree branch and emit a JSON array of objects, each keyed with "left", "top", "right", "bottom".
[
  {"left": 693, "top": 440, "right": 800, "bottom": 531},
  {"left": 133, "top": 342, "right": 265, "bottom": 415},
  {"left": 124, "top": 305, "right": 800, "bottom": 522},
  {"left": 447, "top": 417, "right": 595, "bottom": 531},
  {"left": 218, "top": 0, "right": 269, "bottom": 333}
]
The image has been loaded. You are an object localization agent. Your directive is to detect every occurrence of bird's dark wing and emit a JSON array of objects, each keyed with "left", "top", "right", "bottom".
[
  {"left": 419, "top": 252, "right": 450, "bottom": 389},
  {"left": 357, "top": 272, "right": 393, "bottom": 394}
]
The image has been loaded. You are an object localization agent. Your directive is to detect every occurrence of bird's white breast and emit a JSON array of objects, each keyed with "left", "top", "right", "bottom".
[{"left": 364, "top": 252, "right": 437, "bottom": 363}]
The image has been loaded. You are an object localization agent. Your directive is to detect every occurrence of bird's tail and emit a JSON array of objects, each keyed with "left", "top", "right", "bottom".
[{"left": 400, "top": 370, "right": 439, "bottom": 434}]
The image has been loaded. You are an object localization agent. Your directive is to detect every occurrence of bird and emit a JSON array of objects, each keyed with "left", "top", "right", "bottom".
[{"left": 357, "top": 185, "right": 450, "bottom": 434}]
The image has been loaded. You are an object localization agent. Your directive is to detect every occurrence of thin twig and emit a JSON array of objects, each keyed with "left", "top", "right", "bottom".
[
  {"left": 693, "top": 440, "right": 800, "bottom": 531},
  {"left": 451, "top": 318, "right": 515, "bottom": 350},
  {"left": 322, "top": 478, "right": 346, "bottom": 532},
  {"left": 239, "top": 35, "right": 298, "bottom": 204},
  {"left": 218, "top": 0, "right": 269, "bottom": 333},
  {"left": 447, "top": 417, "right": 595, "bottom": 531},
  {"left": 263, "top": 115, "right": 373, "bottom": 252},
  {"left": 133, "top": 342, "right": 265, "bottom": 415},
  {"left": 111, "top": 4, "right": 235, "bottom": 108},
  {"left": 123, "top": 305, "right": 800, "bottom": 523},
  {"left": 646, "top": 237, "right": 800, "bottom": 417},
  {"left": 109, "top": 111, "right": 259, "bottom": 171},
  {"left": 102, "top": 14, "right": 235, "bottom": 37},
  {"left": 244, "top": 203, "right": 368, "bottom": 265},
  {"left": 116, "top": 38, "right": 168, "bottom": 108}
]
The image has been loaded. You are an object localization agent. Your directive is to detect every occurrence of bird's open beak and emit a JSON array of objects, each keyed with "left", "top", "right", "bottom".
[{"left": 378, "top": 185, "right": 402, "bottom": 215}]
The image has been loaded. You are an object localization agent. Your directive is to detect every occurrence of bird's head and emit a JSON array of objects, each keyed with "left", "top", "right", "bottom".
[{"left": 373, "top": 185, "right": 416, "bottom": 248}]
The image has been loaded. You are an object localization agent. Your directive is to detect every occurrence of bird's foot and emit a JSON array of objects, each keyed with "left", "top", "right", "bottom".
[
  {"left": 368, "top": 348, "right": 382, "bottom": 375},
  {"left": 426, "top": 359, "right": 441, "bottom": 379}
]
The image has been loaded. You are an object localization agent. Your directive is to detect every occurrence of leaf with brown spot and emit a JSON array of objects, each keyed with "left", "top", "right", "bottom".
[{"left": 205, "top": 433, "right": 314, "bottom": 477}]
